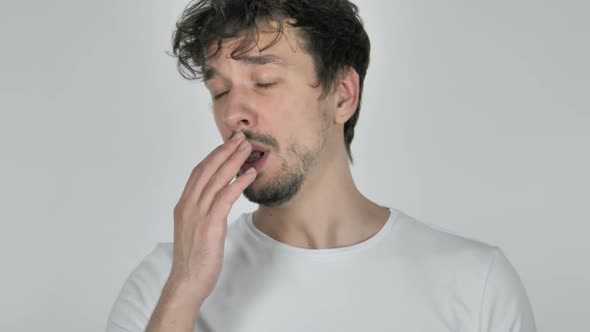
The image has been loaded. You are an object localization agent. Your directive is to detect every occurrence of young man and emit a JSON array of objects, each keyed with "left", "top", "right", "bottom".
[{"left": 107, "top": 0, "right": 537, "bottom": 331}]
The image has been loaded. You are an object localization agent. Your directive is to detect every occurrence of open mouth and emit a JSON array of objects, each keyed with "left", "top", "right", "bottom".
[
  {"left": 245, "top": 150, "right": 264, "bottom": 163},
  {"left": 240, "top": 145, "right": 270, "bottom": 175}
]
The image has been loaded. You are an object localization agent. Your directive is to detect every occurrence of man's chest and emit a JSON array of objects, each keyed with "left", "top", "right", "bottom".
[{"left": 196, "top": 262, "right": 479, "bottom": 332}]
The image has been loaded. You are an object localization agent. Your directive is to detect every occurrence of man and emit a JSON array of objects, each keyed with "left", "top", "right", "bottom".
[{"left": 107, "top": 0, "right": 537, "bottom": 331}]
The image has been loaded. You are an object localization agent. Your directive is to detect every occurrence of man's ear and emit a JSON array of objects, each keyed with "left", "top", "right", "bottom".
[{"left": 334, "top": 67, "right": 360, "bottom": 125}]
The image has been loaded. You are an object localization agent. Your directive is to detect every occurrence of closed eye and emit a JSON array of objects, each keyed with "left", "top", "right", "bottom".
[
  {"left": 214, "top": 91, "right": 229, "bottom": 100},
  {"left": 213, "top": 82, "right": 276, "bottom": 99},
  {"left": 256, "top": 82, "right": 276, "bottom": 89}
]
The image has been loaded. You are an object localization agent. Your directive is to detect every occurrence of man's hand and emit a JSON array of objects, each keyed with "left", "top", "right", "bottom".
[{"left": 146, "top": 130, "right": 256, "bottom": 332}]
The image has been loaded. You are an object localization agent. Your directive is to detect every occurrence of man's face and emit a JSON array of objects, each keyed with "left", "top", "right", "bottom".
[{"left": 204, "top": 23, "right": 335, "bottom": 207}]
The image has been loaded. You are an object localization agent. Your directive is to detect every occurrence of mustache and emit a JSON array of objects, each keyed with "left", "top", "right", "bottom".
[{"left": 232, "top": 130, "right": 279, "bottom": 152}]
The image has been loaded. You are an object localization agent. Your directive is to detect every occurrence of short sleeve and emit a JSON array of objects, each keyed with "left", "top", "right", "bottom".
[
  {"left": 478, "top": 248, "right": 537, "bottom": 332},
  {"left": 106, "top": 243, "right": 173, "bottom": 332}
]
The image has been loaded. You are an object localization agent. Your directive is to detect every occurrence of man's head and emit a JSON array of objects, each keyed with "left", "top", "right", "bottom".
[{"left": 171, "top": 0, "right": 370, "bottom": 207}]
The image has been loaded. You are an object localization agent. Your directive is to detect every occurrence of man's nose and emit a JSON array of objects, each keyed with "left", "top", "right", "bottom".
[{"left": 222, "top": 84, "right": 257, "bottom": 130}]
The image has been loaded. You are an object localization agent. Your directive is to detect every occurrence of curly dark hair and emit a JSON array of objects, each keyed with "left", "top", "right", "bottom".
[{"left": 170, "top": 0, "right": 371, "bottom": 164}]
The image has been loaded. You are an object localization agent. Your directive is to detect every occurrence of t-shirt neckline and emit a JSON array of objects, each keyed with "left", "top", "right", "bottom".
[{"left": 243, "top": 207, "right": 401, "bottom": 257}]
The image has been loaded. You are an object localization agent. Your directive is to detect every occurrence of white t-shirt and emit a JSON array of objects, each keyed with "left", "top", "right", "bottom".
[{"left": 106, "top": 207, "right": 536, "bottom": 331}]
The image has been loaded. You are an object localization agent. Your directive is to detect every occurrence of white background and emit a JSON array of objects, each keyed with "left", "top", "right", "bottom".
[{"left": 1, "top": 0, "right": 588, "bottom": 331}]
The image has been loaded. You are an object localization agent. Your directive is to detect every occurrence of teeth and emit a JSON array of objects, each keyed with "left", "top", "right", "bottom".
[{"left": 246, "top": 151, "right": 263, "bottom": 163}]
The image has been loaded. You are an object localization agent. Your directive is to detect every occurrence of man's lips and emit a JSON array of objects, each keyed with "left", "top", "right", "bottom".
[
  {"left": 239, "top": 142, "right": 270, "bottom": 175},
  {"left": 248, "top": 142, "right": 270, "bottom": 154}
]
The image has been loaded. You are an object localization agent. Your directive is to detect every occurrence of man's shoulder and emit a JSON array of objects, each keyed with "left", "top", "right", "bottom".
[
  {"left": 106, "top": 242, "right": 174, "bottom": 331},
  {"left": 394, "top": 210, "right": 499, "bottom": 268},
  {"left": 125, "top": 242, "right": 174, "bottom": 287},
  {"left": 390, "top": 210, "right": 536, "bottom": 330},
  {"left": 149, "top": 241, "right": 174, "bottom": 263}
]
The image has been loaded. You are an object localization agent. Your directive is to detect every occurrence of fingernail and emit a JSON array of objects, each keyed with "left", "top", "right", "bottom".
[
  {"left": 232, "top": 131, "right": 244, "bottom": 141},
  {"left": 239, "top": 140, "right": 250, "bottom": 150},
  {"left": 245, "top": 167, "right": 256, "bottom": 174}
]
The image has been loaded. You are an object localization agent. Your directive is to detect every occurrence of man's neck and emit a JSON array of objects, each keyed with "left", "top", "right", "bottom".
[{"left": 252, "top": 154, "right": 390, "bottom": 250}]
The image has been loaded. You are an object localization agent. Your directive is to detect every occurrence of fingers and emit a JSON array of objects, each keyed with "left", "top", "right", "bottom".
[
  {"left": 208, "top": 167, "right": 257, "bottom": 222},
  {"left": 178, "top": 131, "right": 245, "bottom": 206},
  {"left": 169, "top": 131, "right": 257, "bottom": 301},
  {"left": 198, "top": 139, "right": 255, "bottom": 213}
]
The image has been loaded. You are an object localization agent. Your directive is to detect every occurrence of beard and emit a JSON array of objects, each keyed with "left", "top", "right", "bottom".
[{"left": 242, "top": 110, "right": 331, "bottom": 208}]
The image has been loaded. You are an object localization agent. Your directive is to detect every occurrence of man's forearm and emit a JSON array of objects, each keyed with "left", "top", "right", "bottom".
[{"left": 146, "top": 279, "right": 204, "bottom": 332}]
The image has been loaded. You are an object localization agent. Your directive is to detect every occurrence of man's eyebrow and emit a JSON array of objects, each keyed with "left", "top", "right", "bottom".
[
  {"left": 203, "top": 54, "right": 289, "bottom": 82},
  {"left": 239, "top": 54, "right": 289, "bottom": 67}
]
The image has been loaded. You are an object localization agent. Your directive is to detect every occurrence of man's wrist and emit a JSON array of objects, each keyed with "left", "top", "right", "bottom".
[{"left": 162, "top": 277, "right": 206, "bottom": 310}]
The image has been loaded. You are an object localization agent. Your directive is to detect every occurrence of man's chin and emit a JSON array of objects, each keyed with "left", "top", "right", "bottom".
[{"left": 244, "top": 175, "right": 304, "bottom": 208}]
